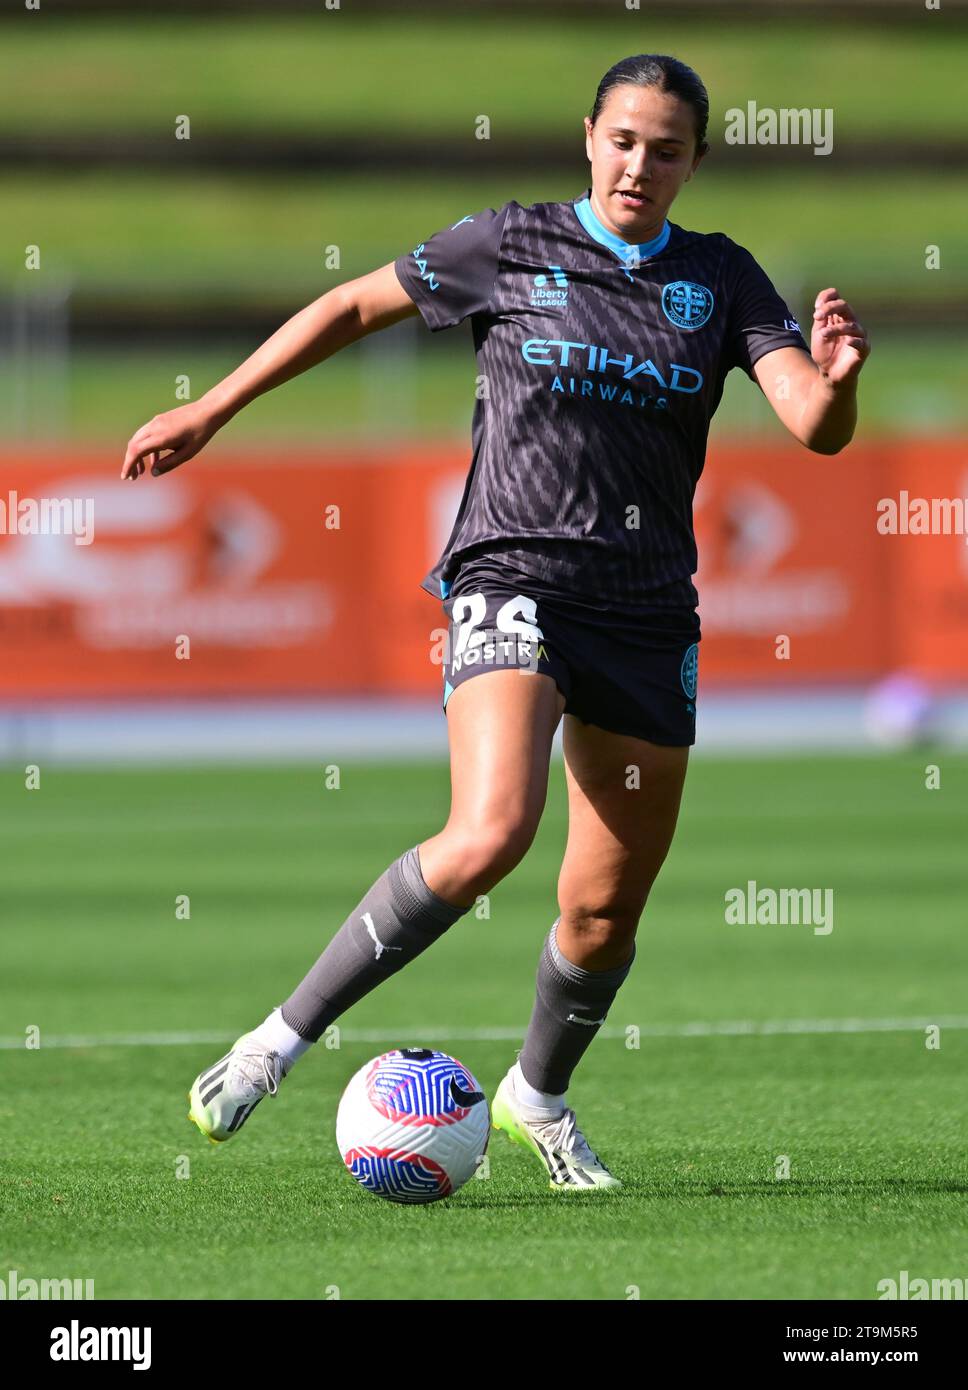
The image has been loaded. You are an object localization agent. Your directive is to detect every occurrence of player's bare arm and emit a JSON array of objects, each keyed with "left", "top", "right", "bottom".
[
  {"left": 752, "top": 286, "right": 871, "bottom": 454},
  {"left": 120, "top": 262, "right": 417, "bottom": 480}
]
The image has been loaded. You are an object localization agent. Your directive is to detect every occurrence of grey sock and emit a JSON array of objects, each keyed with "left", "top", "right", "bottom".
[
  {"left": 281, "top": 846, "right": 468, "bottom": 1041},
  {"left": 517, "top": 919, "right": 635, "bottom": 1095}
]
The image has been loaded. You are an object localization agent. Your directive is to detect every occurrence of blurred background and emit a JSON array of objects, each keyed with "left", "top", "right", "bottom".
[
  {"left": 3, "top": 3, "right": 968, "bottom": 1303},
  {"left": 2, "top": 0, "right": 966, "bottom": 758}
]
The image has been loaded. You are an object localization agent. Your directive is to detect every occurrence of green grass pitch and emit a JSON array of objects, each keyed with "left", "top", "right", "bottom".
[{"left": 2, "top": 753, "right": 966, "bottom": 1300}]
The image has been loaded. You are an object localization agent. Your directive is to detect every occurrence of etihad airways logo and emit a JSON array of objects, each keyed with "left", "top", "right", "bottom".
[{"left": 521, "top": 338, "right": 703, "bottom": 393}]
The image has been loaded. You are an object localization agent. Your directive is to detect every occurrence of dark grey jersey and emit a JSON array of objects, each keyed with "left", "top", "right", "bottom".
[{"left": 394, "top": 188, "right": 810, "bottom": 612}]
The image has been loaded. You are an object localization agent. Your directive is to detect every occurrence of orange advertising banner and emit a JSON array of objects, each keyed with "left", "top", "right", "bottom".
[
  {"left": 883, "top": 440, "right": 968, "bottom": 680},
  {"left": 694, "top": 442, "right": 893, "bottom": 681},
  {"left": 0, "top": 447, "right": 461, "bottom": 699},
  {"left": 1, "top": 441, "right": 965, "bottom": 699}
]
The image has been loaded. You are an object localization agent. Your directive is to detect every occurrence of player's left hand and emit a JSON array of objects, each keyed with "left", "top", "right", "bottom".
[{"left": 810, "top": 287, "right": 870, "bottom": 385}]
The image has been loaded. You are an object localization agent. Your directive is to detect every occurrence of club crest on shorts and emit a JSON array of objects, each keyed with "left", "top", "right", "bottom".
[
  {"left": 680, "top": 643, "right": 699, "bottom": 700},
  {"left": 661, "top": 281, "right": 714, "bottom": 330}
]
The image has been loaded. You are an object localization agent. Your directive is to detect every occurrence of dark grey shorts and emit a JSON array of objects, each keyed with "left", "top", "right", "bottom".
[{"left": 440, "top": 574, "right": 700, "bottom": 747}]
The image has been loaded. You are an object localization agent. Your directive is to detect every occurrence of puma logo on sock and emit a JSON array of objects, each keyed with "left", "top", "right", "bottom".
[
  {"left": 567, "top": 1013, "right": 606, "bottom": 1027},
  {"left": 362, "top": 912, "right": 402, "bottom": 960}
]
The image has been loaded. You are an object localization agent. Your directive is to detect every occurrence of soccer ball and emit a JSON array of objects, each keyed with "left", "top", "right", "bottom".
[{"left": 336, "top": 1048, "right": 490, "bottom": 1204}]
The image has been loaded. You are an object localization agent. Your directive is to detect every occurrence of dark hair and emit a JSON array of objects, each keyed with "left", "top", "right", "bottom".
[{"left": 590, "top": 54, "right": 709, "bottom": 156}]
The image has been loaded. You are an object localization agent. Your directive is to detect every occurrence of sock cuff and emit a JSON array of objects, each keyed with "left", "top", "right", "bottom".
[
  {"left": 545, "top": 917, "right": 636, "bottom": 988},
  {"left": 390, "top": 846, "right": 468, "bottom": 929},
  {"left": 280, "top": 1001, "right": 323, "bottom": 1042},
  {"left": 513, "top": 1060, "right": 567, "bottom": 1114}
]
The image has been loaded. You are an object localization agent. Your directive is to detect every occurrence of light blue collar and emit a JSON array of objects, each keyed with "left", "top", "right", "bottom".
[{"left": 574, "top": 193, "right": 670, "bottom": 268}]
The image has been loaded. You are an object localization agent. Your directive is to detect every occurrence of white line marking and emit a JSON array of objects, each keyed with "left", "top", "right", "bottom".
[{"left": 1, "top": 1016, "right": 965, "bottom": 1051}]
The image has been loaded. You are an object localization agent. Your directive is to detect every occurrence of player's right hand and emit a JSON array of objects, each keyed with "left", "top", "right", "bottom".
[{"left": 121, "top": 400, "right": 223, "bottom": 481}]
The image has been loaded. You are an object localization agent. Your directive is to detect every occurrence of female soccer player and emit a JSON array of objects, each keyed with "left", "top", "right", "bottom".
[{"left": 123, "top": 54, "right": 870, "bottom": 1188}]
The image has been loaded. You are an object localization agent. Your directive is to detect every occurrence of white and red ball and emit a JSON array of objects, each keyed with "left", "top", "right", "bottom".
[{"left": 336, "top": 1048, "right": 490, "bottom": 1203}]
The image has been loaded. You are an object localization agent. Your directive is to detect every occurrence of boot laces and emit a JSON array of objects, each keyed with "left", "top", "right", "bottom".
[
  {"left": 533, "top": 1107, "right": 597, "bottom": 1164},
  {"left": 233, "top": 1044, "right": 284, "bottom": 1097}
]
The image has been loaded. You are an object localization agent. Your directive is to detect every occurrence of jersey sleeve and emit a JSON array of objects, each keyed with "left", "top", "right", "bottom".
[
  {"left": 723, "top": 241, "right": 811, "bottom": 379},
  {"left": 394, "top": 204, "right": 511, "bottom": 332}
]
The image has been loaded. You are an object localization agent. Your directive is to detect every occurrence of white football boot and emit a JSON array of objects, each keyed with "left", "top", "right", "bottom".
[
  {"left": 188, "top": 1033, "right": 288, "bottom": 1143},
  {"left": 491, "top": 1068, "right": 621, "bottom": 1190}
]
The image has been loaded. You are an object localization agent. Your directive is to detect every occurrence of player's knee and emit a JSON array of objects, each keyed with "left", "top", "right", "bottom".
[
  {"left": 448, "top": 812, "right": 539, "bottom": 896},
  {"left": 558, "top": 904, "right": 641, "bottom": 950}
]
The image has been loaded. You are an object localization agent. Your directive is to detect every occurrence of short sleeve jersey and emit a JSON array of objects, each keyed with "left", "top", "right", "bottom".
[{"left": 393, "top": 188, "right": 810, "bottom": 613}]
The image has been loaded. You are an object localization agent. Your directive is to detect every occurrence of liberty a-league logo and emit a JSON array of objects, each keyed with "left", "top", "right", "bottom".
[
  {"left": 532, "top": 265, "right": 569, "bottom": 308},
  {"left": 661, "top": 281, "right": 714, "bottom": 330}
]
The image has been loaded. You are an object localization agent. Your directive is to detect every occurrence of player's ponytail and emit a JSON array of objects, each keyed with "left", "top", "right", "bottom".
[{"left": 590, "top": 54, "right": 710, "bottom": 156}]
